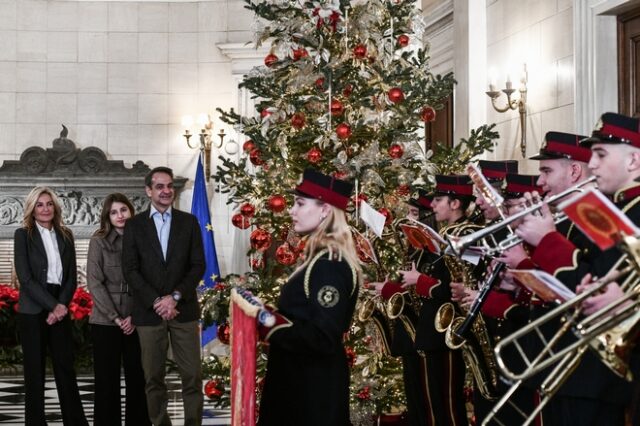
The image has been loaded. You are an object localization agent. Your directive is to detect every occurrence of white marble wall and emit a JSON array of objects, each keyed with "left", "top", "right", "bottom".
[
  {"left": 485, "top": 0, "right": 574, "bottom": 172},
  {"left": 0, "top": 0, "right": 257, "bottom": 275}
]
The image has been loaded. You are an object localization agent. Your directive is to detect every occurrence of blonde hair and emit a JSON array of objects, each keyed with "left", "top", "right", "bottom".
[
  {"left": 22, "top": 186, "right": 72, "bottom": 240},
  {"left": 297, "top": 201, "right": 362, "bottom": 283}
]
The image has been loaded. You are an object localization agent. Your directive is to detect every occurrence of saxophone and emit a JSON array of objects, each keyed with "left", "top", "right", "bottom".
[{"left": 436, "top": 221, "right": 499, "bottom": 400}]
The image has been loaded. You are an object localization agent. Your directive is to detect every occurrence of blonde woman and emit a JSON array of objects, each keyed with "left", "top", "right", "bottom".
[
  {"left": 14, "top": 186, "right": 87, "bottom": 425},
  {"left": 257, "top": 169, "right": 361, "bottom": 426}
]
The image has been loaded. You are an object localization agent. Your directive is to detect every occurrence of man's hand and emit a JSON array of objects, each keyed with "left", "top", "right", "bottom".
[
  {"left": 400, "top": 262, "right": 420, "bottom": 288},
  {"left": 450, "top": 282, "right": 467, "bottom": 303},
  {"left": 515, "top": 201, "right": 556, "bottom": 247},
  {"left": 154, "top": 296, "right": 179, "bottom": 321},
  {"left": 461, "top": 289, "right": 478, "bottom": 310},
  {"left": 577, "top": 273, "right": 627, "bottom": 316},
  {"left": 367, "top": 281, "right": 387, "bottom": 296},
  {"left": 496, "top": 244, "right": 529, "bottom": 269}
]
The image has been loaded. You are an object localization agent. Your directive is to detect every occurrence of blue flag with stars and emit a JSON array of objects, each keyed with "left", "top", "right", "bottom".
[{"left": 191, "top": 155, "right": 221, "bottom": 346}]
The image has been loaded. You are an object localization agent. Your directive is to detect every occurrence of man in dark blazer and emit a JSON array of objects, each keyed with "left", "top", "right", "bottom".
[{"left": 122, "top": 166, "right": 206, "bottom": 426}]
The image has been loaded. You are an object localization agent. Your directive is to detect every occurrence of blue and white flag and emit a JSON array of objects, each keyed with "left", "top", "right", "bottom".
[{"left": 191, "top": 155, "right": 221, "bottom": 346}]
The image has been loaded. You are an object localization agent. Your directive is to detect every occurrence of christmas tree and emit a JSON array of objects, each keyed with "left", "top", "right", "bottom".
[{"left": 201, "top": 0, "right": 497, "bottom": 421}]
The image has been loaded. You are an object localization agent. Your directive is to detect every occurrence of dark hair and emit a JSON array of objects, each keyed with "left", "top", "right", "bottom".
[
  {"left": 445, "top": 195, "right": 472, "bottom": 213},
  {"left": 94, "top": 193, "right": 135, "bottom": 238},
  {"left": 145, "top": 166, "right": 174, "bottom": 188}
]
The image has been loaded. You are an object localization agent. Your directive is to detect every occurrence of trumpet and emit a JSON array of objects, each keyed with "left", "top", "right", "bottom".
[
  {"left": 448, "top": 176, "right": 597, "bottom": 257},
  {"left": 483, "top": 234, "right": 640, "bottom": 426}
]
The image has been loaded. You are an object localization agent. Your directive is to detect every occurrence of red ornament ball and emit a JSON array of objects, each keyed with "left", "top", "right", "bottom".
[
  {"left": 275, "top": 243, "right": 297, "bottom": 266},
  {"left": 307, "top": 147, "right": 322, "bottom": 164},
  {"left": 264, "top": 53, "right": 278, "bottom": 67},
  {"left": 267, "top": 194, "right": 287, "bottom": 213},
  {"left": 291, "top": 112, "right": 306, "bottom": 129},
  {"left": 353, "top": 44, "right": 367, "bottom": 59},
  {"left": 250, "top": 228, "right": 273, "bottom": 252},
  {"left": 421, "top": 106, "right": 436, "bottom": 122},
  {"left": 231, "top": 213, "right": 251, "bottom": 229},
  {"left": 336, "top": 123, "right": 352, "bottom": 140},
  {"left": 343, "top": 84, "right": 353, "bottom": 97},
  {"left": 292, "top": 48, "right": 308, "bottom": 60},
  {"left": 333, "top": 170, "right": 347, "bottom": 180},
  {"left": 388, "top": 87, "right": 405, "bottom": 104},
  {"left": 217, "top": 323, "right": 230, "bottom": 345},
  {"left": 204, "top": 379, "right": 225, "bottom": 400},
  {"left": 388, "top": 143, "right": 404, "bottom": 159},
  {"left": 330, "top": 99, "right": 344, "bottom": 116},
  {"left": 260, "top": 108, "right": 271, "bottom": 119},
  {"left": 397, "top": 34, "right": 410, "bottom": 47},
  {"left": 242, "top": 140, "right": 256, "bottom": 153},
  {"left": 378, "top": 207, "right": 393, "bottom": 226},
  {"left": 315, "top": 77, "right": 325, "bottom": 90},
  {"left": 249, "top": 148, "right": 265, "bottom": 166},
  {"left": 239, "top": 203, "right": 255, "bottom": 218}
]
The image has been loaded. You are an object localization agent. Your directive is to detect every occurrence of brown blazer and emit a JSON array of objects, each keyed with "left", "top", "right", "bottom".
[{"left": 86, "top": 230, "right": 135, "bottom": 325}]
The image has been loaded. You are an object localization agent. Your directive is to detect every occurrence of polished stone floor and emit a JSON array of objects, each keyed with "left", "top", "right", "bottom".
[{"left": 0, "top": 374, "right": 230, "bottom": 425}]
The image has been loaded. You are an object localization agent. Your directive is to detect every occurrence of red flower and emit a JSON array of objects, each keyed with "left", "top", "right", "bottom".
[{"left": 69, "top": 287, "right": 93, "bottom": 321}]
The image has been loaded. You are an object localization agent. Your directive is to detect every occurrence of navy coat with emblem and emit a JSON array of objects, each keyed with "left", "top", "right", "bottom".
[{"left": 258, "top": 249, "right": 358, "bottom": 426}]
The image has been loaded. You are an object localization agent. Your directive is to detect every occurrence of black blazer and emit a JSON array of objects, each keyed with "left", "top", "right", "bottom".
[
  {"left": 121, "top": 208, "right": 205, "bottom": 326},
  {"left": 14, "top": 227, "right": 77, "bottom": 314}
]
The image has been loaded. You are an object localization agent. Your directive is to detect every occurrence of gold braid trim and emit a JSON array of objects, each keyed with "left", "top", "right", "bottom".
[{"left": 303, "top": 248, "right": 358, "bottom": 299}]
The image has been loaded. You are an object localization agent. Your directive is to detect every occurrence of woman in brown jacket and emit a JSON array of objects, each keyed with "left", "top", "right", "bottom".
[{"left": 86, "top": 193, "right": 150, "bottom": 426}]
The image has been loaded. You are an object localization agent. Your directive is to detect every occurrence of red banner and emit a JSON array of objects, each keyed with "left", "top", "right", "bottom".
[{"left": 231, "top": 293, "right": 257, "bottom": 426}]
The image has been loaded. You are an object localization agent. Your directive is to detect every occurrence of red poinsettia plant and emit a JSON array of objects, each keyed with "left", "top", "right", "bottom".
[{"left": 69, "top": 287, "right": 93, "bottom": 320}]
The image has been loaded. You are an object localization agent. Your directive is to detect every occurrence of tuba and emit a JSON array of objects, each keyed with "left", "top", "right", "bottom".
[{"left": 436, "top": 221, "right": 500, "bottom": 400}]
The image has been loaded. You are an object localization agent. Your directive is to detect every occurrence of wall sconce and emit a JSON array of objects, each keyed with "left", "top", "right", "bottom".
[
  {"left": 486, "top": 64, "right": 528, "bottom": 157},
  {"left": 182, "top": 113, "right": 217, "bottom": 182}
]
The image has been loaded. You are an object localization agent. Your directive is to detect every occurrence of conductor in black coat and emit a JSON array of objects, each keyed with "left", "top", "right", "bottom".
[
  {"left": 257, "top": 169, "right": 361, "bottom": 426},
  {"left": 14, "top": 186, "right": 88, "bottom": 426},
  {"left": 122, "top": 166, "right": 205, "bottom": 426}
]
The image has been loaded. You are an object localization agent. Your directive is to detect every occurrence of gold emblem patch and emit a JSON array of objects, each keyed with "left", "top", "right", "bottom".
[{"left": 317, "top": 285, "right": 339, "bottom": 308}]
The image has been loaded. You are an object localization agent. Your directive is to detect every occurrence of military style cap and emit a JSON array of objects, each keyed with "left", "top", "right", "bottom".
[
  {"left": 530, "top": 131, "right": 591, "bottom": 163},
  {"left": 478, "top": 160, "right": 518, "bottom": 182},
  {"left": 294, "top": 168, "right": 354, "bottom": 210},
  {"left": 580, "top": 112, "right": 640, "bottom": 148},
  {"left": 433, "top": 174, "right": 474, "bottom": 198},
  {"left": 408, "top": 189, "right": 432, "bottom": 211},
  {"left": 504, "top": 173, "right": 543, "bottom": 199}
]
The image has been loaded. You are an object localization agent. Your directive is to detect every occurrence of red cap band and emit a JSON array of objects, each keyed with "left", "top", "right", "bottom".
[
  {"left": 600, "top": 123, "right": 640, "bottom": 147},
  {"left": 545, "top": 140, "right": 591, "bottom": 163},
  {"left": 506, "top": 183, "right": 542, "bottom": 194},
  {"left": 417, "top": 197, "right": 431, "bottom": 209},
  {"left": 482, "top": 169, "right": 507, "bottom": 180},
  {"left": 296, "top": 180, "right": 350, "bottom": 210},
  {"left": 435, "top": 183, "right": 473, "bottom": 196}
]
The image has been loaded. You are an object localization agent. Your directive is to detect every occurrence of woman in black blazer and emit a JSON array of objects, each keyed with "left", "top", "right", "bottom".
[{"left": 14, "top": 186, "right": 88, "bottom": 426}]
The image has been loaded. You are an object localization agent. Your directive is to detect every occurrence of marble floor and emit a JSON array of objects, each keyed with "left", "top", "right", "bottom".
[{"left": 0, "top": 374, "right": 231, "bottom": 425}]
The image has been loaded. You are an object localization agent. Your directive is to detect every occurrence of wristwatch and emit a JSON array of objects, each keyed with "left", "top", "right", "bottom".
[{"left": 171, "top": 291, "right": 182, "bottom": 302}]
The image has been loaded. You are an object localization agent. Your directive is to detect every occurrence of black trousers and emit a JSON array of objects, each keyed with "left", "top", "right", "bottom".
[
  {"left": 19, "top": 310, "right": 88, "bottom": 426},
  {"left": 91, "top": 324, "right": 150, "bottom": 426},
  {"left": 419, "top": 350, "right": 468, "bottom": 426}
]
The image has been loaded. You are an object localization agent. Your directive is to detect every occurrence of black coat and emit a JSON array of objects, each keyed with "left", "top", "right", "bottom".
[
  {"left": 14, "top": 227, "right": 77, "bottom": 313},
  {"left": 121, "top": 208, "right": 205, "bottom": 326},
  {"left": 258, "top": 249, "right": 358, "bottom": 426}
]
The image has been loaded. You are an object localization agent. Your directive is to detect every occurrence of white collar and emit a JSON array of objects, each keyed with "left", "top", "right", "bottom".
[{"left": 35, "top": 222, "right": 55, "bottom": 234}]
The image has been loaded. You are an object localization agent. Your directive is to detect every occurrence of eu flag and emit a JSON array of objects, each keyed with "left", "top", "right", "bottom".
[{"left": 191, "top": 155, "right": 221, "bottom": 346}]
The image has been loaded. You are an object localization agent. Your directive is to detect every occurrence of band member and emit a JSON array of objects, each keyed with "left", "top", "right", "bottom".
[
  {"left": 516, "top": 114, "right": 640, "bottom": 425},
  {"left": 400, "top": 174, "right": 475, "bottom": 426},
  {"left": 257, "top": 169, "right": 361, "bottom": 426},
  {"left": 370, "top": 190, "right": 434, "bottom": 426}
]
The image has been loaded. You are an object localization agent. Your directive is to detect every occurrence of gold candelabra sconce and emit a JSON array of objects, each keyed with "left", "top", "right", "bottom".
[
  {"left": 182, "top": 113, "right": 237, "bottom": 182},
  {"left": 486, "top": 64, "right": 528, "bottom": 157}
]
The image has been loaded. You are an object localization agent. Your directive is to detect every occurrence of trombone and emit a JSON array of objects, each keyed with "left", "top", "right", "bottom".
[
  {"left": 482, "top": 234, "right": 640, "bottom": 426},
  {"left": 448, "top": 176, "right": 597, "bottom": 258}
]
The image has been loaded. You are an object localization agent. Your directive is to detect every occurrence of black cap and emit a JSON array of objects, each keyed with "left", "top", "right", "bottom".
[
  {"left": 580, "top": 112, "right": 640, "bottom": 148},
  {"left": 530, "top": 131, "right": 591, "bottom": 163},
  {"left": 293, "top": 169, "right": 354, "bottom": 210},
  {"left": 433, "top": 174, "right": 474, "bottom": 199},
  {"left": 408, "top": 189, "right": 432, "bottom": 210},
  {"left": 504, "top": 174, "right": 543, "bottom": 199},
  {"left": 478, "top": 160, "right": 519, "bottom": 182}
]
